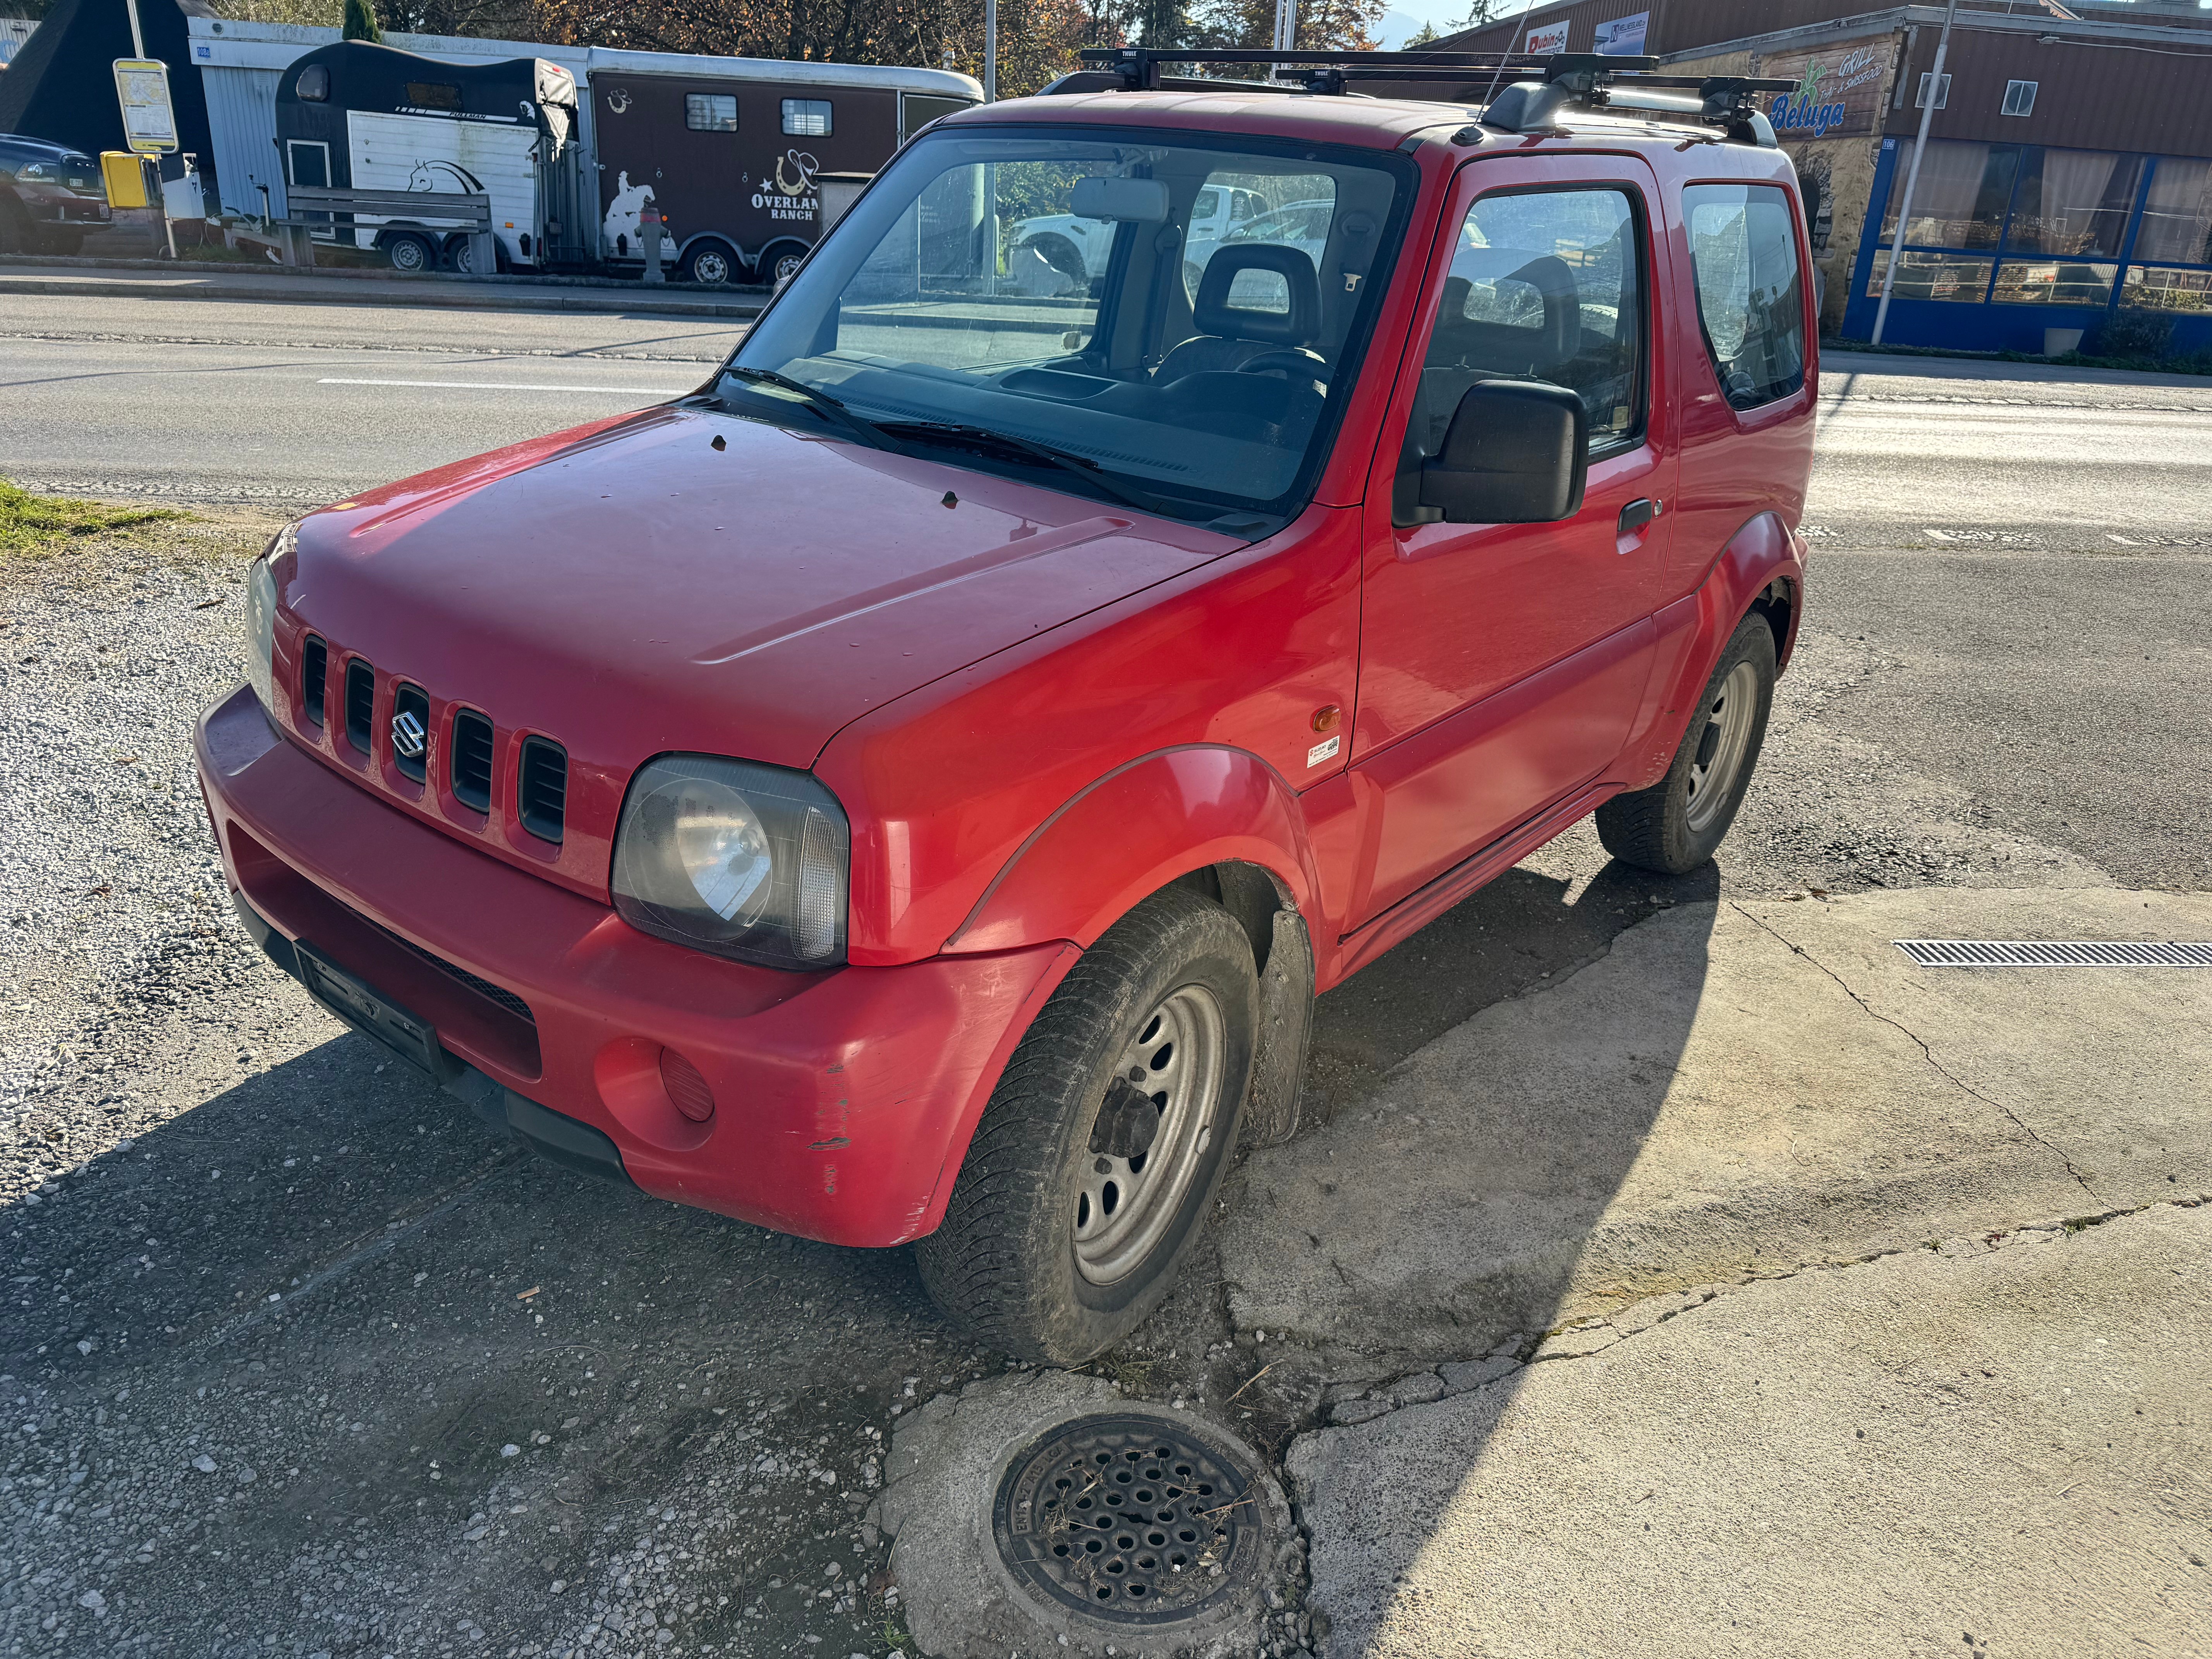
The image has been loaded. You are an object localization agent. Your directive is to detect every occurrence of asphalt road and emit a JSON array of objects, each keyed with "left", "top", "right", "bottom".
[{"left": 4, "top": 295, "right": 2210, "bottom": 1657}]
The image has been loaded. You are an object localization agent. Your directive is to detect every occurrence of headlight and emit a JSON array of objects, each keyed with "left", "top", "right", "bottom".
[
  {"left": 611, "top": 755, "right": 849, "bottom": 969},
  {"left": 242, "top": 532, "right": 286, "bottom": 715}
]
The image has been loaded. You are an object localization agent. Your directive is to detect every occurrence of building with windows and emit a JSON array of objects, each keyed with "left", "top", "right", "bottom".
[{"left": 1435, "top": 1, "right": 2212, "bottom": 353}]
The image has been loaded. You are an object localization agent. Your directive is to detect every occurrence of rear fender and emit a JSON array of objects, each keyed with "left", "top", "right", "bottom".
[
  {"left": 945, "top": 745, "right": 1321, "bottom": 956},
  {"left": 1619, "top": 512, "right": 1805, "bottom": 791}
]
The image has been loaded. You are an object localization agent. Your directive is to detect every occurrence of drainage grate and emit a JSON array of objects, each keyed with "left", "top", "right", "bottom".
[
  {"left": 1895, "top": 939, "right": 2212, "bottom": 968},
  {"left": 993, "top": 1413, "right": 1265, "bottom": 1627}
]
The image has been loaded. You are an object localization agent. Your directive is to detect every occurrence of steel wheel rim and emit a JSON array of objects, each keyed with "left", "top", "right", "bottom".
[
  {"left": 693, "top": 250, "right": 729, "bottom": 285},
  {"left": 774, "top": 252, "right": 804, "bottom": 283},
  {"left": 392, "top": 240, "right": 425, "bottom": 272},
  {"left": 1684, "top": 659, "right": 1759, "bottom": 833},
  {"left": 1073, "top": 985, "right": 1225, "bottom": 1286}
]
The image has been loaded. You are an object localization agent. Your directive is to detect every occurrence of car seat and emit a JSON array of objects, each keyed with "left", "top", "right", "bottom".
[{"left": 1156, "top": 244, "right": 1327, "bottom": 385}]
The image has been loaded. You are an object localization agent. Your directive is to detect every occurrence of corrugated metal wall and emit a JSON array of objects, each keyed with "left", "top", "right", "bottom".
[
  {"left": 203, "top": 64, "right": 287, "bottom": 219},
  {"left": 1886, "top": 24, "right": 2212, "bottom": 160}
]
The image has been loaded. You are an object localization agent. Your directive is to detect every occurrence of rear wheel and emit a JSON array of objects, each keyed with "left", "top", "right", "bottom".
[
  {"left": 761, "top": 239, "right": 809, "bottom": 286},
  {"left": 681, "top": 238, "right": 738, "bottom": 287},
  {"left": 0, "top": 198, "right": 34, "bottom": 256},
  {"left": 382, "top": 230, "right": 436, "bottom": 274},
  {"left": 1596, "top": 612, "right": 1776, "bottom": 875},
  {"left": 916, "top": 888, "right": 1257, "bottom": 1364}
]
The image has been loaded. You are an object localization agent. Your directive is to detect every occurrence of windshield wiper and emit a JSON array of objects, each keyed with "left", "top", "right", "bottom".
[
  {"left": 875, "top": 420, "right": 1195, "bottom": 519},
  {"left": 720, "top": 366, "right": 890, "bottom": 449}
]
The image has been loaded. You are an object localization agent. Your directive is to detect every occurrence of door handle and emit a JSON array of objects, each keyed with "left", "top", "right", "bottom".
[{"left": 1618, "top": 497, "right": 1660, "bottom": 535}]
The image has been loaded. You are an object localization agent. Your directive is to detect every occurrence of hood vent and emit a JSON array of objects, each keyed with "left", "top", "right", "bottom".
[
  {"left": 450, "top": 709, "right": 495, "bottom": 814},
  {"left": 518, "top": 736, "right": 567, "bottom": 844}
]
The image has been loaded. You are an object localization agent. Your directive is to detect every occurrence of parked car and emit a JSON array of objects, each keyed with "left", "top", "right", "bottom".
[
  {"left": 1016, "top": 180, "right": 1271, "bottom": 292},
  {"left": 198, "top": 57, "right": 1814, "bottom": 1366},
  {"left": 0, "top": 132, "right": 109, "bottom": 255}
]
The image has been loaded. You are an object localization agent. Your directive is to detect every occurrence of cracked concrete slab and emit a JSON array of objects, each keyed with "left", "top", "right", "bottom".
[
  {"left": 1290, "top": 1199, "right": 2212, "bottom": 1659},
  {"left": 1221, "top": 888, "right": 2212, "bottom": 1362}
]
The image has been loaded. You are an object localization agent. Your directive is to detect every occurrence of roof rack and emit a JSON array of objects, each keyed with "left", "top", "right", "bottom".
[{"left": 1064, "top": 48, "right": 1796, "bottom": 146}]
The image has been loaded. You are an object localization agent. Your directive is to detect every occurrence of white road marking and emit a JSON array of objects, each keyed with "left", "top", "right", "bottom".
[{"left": 317, "top": 376, "right": 689, "bottom": 396}]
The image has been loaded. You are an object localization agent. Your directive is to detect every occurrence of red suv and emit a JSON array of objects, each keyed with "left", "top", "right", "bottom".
[{"left": 199, "top": 51, "right": 1813, "bottom": 1363}]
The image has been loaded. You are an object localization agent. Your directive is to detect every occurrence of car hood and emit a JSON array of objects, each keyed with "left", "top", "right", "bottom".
[{"left": 287, "top": 402, "right": 1237, "bottom": 775}]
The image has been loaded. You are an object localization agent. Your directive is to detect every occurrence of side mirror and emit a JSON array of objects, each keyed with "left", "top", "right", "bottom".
[{"left": 1418, "top": 379, "right": 1589, "bottom": 524}]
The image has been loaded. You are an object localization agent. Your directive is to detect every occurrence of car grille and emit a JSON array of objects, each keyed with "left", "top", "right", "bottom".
[
  {"left": 301, "top": 635, "right": 328, "bottom": 726},
  {"left": 296, "top": 646, "right": 568, "bottom": 845},
  {"left": 371, "top": 917, "right": 537, "bottom": 1024},
  {"left": 344, "top": 659, "right": 376, "bottom": 754},
  {"left": 450, "top": 709, "right": 495, "bottom": 814},
  {"left": 518, "top": 737, "right": 568, "bottom": 845}
]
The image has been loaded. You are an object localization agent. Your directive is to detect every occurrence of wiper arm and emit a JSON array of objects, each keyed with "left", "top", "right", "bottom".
[
  {"left": 721, "top": 366, "right": 890, "bottom": 449},
  {"left": 876, "top": 420, "right": 1192, "bottom": 519}
]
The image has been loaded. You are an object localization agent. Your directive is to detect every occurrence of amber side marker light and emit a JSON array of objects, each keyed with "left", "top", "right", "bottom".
[{"left": 1311, "top": 704, "right": 1342, "bottom": 733}]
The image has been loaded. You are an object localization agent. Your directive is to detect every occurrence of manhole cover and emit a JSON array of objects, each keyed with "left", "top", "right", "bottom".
[{"left": 992, "top": 1413, "right": 1266, "bottom": 1626}]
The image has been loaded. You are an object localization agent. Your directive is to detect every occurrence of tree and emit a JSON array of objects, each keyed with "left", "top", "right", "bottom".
[{"left": 342, "top": 0, "right": 386, "bottom": 40}]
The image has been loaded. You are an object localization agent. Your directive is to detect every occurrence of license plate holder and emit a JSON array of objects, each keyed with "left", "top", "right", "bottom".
[{"left": 295, "top": 941, "right": 447, "bottom": 1079}]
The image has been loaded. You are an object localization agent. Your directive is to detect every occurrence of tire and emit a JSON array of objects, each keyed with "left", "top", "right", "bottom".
[
  {"left": 680, "top": 238, "right": 738, "bottom": 287},
  {"left": 36, "top": 227, "right": 83, "bottom": 257},
  {"left": 383, "top": 231, "right": 435, "bottom": 274},
  {"left": 916, "top": 888, "right": 1259, "bottom": 1364},
  {"left": 0, "top": 198, "right": 32, "bottom": 256},
  {"left": 1596, "top": 611, "right": 1777, "bottom": 875},
  {"left": 762, "top": 240, "right": 809, "bottom": 286}
]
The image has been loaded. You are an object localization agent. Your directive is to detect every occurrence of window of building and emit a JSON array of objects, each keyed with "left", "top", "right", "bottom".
[
  {"left": 782, "top": 99, "right": 832, "bottom": 137},
  {"left": 2131, "top": 157, "right": 2212, "bottom": 266},
  {"left": 1865, "top": 250, "right": 1992, "bottom": 304},
  {"left": 2006, "top": 148, "right": 2142, "bottom": 258},
  {"left": 405, "top": 81, "right": 462, "bottom": 111},
  {"left": 1992, "top": 260, "right": 2116, "bottom": 308},
  {"left": 686, "top": 94, "right": 738, "bottom": 132},
  {"left": 1915, "top": 71, "right": 1951, "bottom": 110},
  {"left": 1684, "top": 184, "right": 1806, "bottom": 409},
  {"left": 1878, "top": 139, "right": 2018, "bottom": 249},
  {"left": 2002, "top": 80, "right": 2038, "bottom": 118},
  {"left": 2120, "top": 265, "right": 2212, "bottom": 313}
]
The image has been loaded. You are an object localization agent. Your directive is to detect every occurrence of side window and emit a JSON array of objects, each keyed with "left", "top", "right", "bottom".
[
  {"left": 685, "top": 94, "right": 738, "bottom": 133},
  {"left": 1683, "top": 183, "right": 1806, "bottom": 409},
  {"left": 781, "top": 99, "right": 831, "bottom": 138},
  {"left": 1398, "top": 185, "right": 1645, "bottom": 513}
]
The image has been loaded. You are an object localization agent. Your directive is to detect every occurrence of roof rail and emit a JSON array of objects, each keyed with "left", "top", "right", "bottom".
[{"left": 1067, "top": 48, "right": 1795, "bottom": 145}]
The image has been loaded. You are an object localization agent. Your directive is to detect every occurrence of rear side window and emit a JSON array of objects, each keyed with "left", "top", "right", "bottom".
[
  {"left": 1684, "top": 184, "right": 1807, "bottom": 409},
  {"left": 781, "top": 99, "right": 831, "bottom": 137}
]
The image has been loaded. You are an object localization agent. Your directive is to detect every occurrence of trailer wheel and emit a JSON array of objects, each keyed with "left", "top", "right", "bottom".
[
  {"left": 761, "top": 239, "right": 810, "bottom": 287},
  {"left": 381, "top": 231, "right": 436, "bottom": 274},
  {"left": 680, "top": 239, "right": 739, "bottom": 287},
  {"left": 444, "top": 233, "right": 508, "bottom": 275}
]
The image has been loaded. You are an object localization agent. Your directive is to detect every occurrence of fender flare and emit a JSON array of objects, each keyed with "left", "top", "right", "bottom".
[
  {"left": 944, "top": 744, "right": 1325, "bottom": 957},
  {"left": 1621, "top": 510, "right": 1806, "bottom": 791}
]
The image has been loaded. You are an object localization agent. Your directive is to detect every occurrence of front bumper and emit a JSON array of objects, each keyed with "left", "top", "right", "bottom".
[{"left": 195, "top": 685, "right": 1075, "bottom": 1247}]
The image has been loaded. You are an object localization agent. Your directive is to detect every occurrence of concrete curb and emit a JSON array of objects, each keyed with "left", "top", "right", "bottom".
[{"left": 0, "top": 268, "right": 767, "bottom": 321}]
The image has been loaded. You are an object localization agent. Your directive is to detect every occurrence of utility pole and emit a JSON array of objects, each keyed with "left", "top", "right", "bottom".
[
  {"left": 1871, "top": 0, "right": 1956, "bottom": 345},
  {"left": 984, "top": 0, "right": 997, "bottom": 101},
  {"left": 1273, "top": 0, "right": 1297, "bottom": 52}
]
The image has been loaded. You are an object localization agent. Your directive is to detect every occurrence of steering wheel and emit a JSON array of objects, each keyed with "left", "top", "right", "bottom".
[{"left": 1236, "top": 349, "right": 1330, "bottom": 382}]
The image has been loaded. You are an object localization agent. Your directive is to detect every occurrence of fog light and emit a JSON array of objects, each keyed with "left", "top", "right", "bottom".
[{"left": 658, "top": 1046, "right": 715, "bottom": 1123}]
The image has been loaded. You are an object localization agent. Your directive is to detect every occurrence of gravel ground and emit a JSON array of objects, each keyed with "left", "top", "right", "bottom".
[{"left": 3, "top": 474, "right": 2205, "bottom": 1657}]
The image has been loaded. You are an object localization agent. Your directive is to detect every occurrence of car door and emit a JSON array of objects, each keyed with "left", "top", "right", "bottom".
[{"left": 1348, "top": 154, "right": 1680, "bottom": 925}]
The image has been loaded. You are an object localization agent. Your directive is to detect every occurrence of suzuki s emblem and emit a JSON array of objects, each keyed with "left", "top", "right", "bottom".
[{"left": 391, "top": 710, "right": 427, "bottom": 760}]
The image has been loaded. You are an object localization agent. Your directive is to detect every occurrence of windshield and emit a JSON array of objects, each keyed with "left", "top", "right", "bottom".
[{"left": 726, "top": 125, "right": 1413, "bottom": 528}]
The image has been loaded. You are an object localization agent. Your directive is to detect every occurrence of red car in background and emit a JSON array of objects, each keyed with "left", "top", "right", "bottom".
[{"left": 199, "top": 50, "right": 1814, "bottom": 1364}]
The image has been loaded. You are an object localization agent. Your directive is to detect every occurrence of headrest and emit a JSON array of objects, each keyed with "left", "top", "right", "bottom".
[{"left": 1192, "top": 244, "right": 1321, "bottom": 347}]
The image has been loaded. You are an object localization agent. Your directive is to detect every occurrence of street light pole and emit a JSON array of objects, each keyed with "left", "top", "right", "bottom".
[
  {"left": 984, "top": 0, "right": 997, "bottom": 101},
  {"left": 1871, "top": 0, "right": 1957, "bottom": 345}
]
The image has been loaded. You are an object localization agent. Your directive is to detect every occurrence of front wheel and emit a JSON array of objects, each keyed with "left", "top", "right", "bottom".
[
  {"left": 916, "top": 888, "right": 1257, "bottom": 1364},
  {"left": 1595, "top": 611, "right": 1776, "bottom": 875},
  {"left": 681, "top": 238, "right": 738, "bottom": 287}
]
